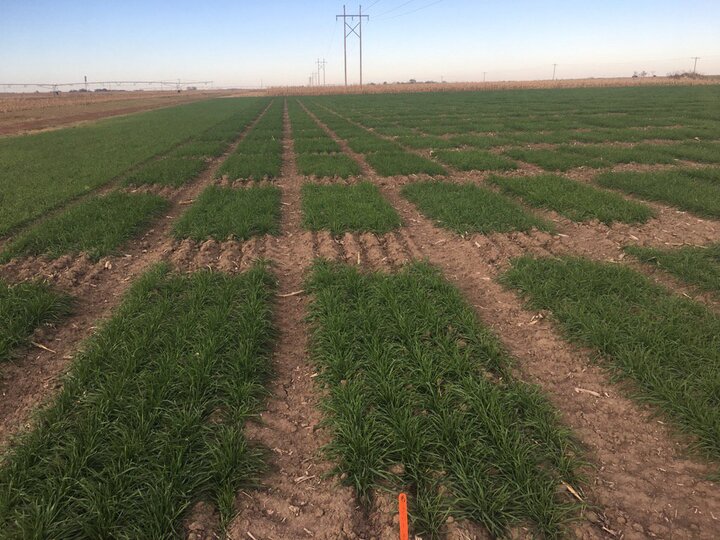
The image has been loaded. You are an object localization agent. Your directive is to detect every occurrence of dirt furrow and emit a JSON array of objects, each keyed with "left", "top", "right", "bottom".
[
  {"left": 339, "top": 232, "right": 365, "bottom": 267},
  {"left": 226, "top": 99, "right": 359, "bottom": 540},
  {"left": 357, "top": 233, "right": 391, "bottom": 272},
  {"left": 0, "top": 103, "right": 273, "bottom": 448},
  {"left": 378, "top": 181, "right": 720, "bottom": 540},
  {"left": 315, "top": 231, "right": 342, "bottom": 262}
]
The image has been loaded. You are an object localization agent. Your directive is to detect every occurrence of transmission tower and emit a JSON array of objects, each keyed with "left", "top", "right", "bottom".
[
  {"left": 336, "top": 5, "right": 369, "bottom": 87},
  {"left": 317, "top": 58, "right": 328, "bottom": 86}
]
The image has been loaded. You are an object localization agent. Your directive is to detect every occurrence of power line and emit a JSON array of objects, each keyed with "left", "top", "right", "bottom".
[
  {"left": 374, "top": 0, "right": 445, "bottom": 21},
  {"left": 374, "top": 0, "right": 418, "bottom": 18},
  {"left": 325, "top": 18, "right": 340, "bottom": 57},
  {"left": 365, "top": 0, "right": 383, "bottom": 10}
]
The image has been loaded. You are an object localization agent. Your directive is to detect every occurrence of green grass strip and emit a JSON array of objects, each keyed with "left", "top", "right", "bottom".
[
  {"left": 0, "top": 264, "right": 276, "bottom": 537},
  {"left": 365, "top": 152, "right": 447, "bottom": 176},
  {"left": 684, "top": 167, "right": 720, "bottom": 183},
  {"left": 173, "top": 185, "right": 281, "bottom": 241},
  {"left": 296, "top": 153, "right": 362, "bottom": 178},
  {"left": 1, "top": 192, "right": 169, "bottom": 262},
  {"left": 626, "top": 243, "right": 720, "bottom": 294},
  {"left": 123, "top": 157, "right": 207, "bottom": 187},
  {"left": 395, "top": 135, "right": 457, "bottom": 150},
  {"left": 490, "top": 174, "right": 655, "bottom": 224},
  {"left": 306, "top": 261, "right": 581, "bottom": 538},
  {"left": 293, "top": 138, "right": 341, "bottom": 154},
  {"left": 502, "top": 256, "right": 720, "bottom": 461},
  {"left": 216, "top": 100, "right": 284, "bottom": 181},
  {"left": 596, "top": 170, "right": 720, "bottom": 218},
  {"left": 504, "top": 148, "right": 602, "bottom": 171},
  {"left": 0, "top": 97, "right": 268, "bottom": 237},
  {"left": 216, "top": 153, "right": 282, "bottom": 181},
  {"left": 0, "top": 280, "right": 72, "bottom": 362},
  {"left": 168, "top": 140, "right": 227, "bottom": 158},
  {"left": 402, "top": 180, "right": 553, "bottom": 234},
  {"left": 432, "top": 150, "right": 517, "bottom": 171},
  {"left": 568, "top": 144, "right": 677, "bottom": 166},
  {"left": 448, "top": 134, "right": 506, "bottom": 149},
  {"left": 665, "top": 142, "right": 720, "bottom": 164},
  {"left": 346, "top": 137, "right": 402, "bottom": 153},
  {"left": 302, "top": 182, "right": 401, "bottom": 235}
]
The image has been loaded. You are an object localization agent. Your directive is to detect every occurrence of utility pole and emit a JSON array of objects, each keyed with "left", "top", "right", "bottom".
[
  {"left": 691, "top": 56, "right": 700, "bottom": 74},
  {"left": 317, "top": 58, "right": 328, "bottom": 86},
  {"left": 552, "top": 63, "right": 558, "bottom": 80},
  {"left": 341, "top": 5, "right": 347, "bottom": 86},
  {"left": 359, "top": 5, "right": 365, "bottom": 87},
  {"left": 483, "top": 71, "right": 486, "bottom": 82},
  {"left": 336, "top": 5, "right": 369, "bottom": 87},
  {"left": 84, "top": 75, "right": 88, "bottom": 92}
]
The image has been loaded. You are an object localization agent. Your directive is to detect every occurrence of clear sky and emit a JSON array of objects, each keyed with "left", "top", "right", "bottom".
[{"left": 1, "top": 0, "right": 719, "bottom": 89}]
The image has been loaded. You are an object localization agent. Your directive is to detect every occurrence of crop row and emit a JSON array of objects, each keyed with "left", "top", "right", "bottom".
[
  {"left": 6, "top": 161, "right": 720, "bottom": 270},
  {"left": 122, "top": 104, "right": 268, "bottom": 188},
  {"left": 10, "top": 165, "right": 720, "bottom": 263},
  {"left": 306, "top": 87, "right": 720, "bottom": 178},
  {"left": 216, "top": 100, "right": 284, "bottom": 181},
  {"left": 0, "top": 264, "right": 276, "bottom": 537},
  {"left": 301, "top": 100, "right": 446, "bottom": 176},
  {"left": 0, "top": 98, "right": 270, "bottom": 237},
  {"left": 2, "top": 250, "right": 719, "bottom": 536},
  {"left": 287, "top": 100, "right": 361, "bottom": 178},
  {"left": 312, "top": 86, "right": 720, "bottom": 142}
]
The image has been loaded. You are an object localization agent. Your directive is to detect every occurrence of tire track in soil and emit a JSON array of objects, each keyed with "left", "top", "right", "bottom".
[
  {"left": 226, "top": 99, "right": 362, "bottom": 540},
  {"left": 302, "top": 101, "right": 720, "bottom": 539},
  {"left": 379, "top": 181, "right": 720, "bottom": 540},
  {"left": 0, "top": 103, "right": 273, "bottom": 449}
]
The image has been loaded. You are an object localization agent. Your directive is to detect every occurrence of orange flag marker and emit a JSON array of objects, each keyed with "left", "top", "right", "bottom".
[{"left": 399, "top": 492, "right": 409, "bottom": 540}]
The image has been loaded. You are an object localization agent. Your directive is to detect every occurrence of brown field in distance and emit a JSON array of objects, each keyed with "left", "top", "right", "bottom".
[
  {"left": 0, "top": 89, "right": 246, "bottom": 136},
  {"left": 266, "top": 74, "right": 720, "bottom": 96}
]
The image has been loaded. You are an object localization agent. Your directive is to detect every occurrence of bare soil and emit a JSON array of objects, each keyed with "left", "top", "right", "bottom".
[{"left": 0, "top": 90, "right": 235, "bottom": 136}]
